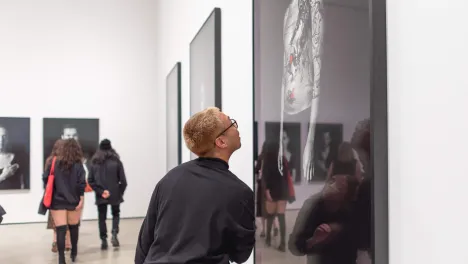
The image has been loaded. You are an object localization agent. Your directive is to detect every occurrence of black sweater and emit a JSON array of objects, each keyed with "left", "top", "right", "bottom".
[
  {"left": 135, "top": 157, "right": 255, "bottom": 264},
  {"left": 88, "top": 158, "right": 128, "bottom": 206},
  {"left": 43, "top": 161, "right": 86, "bottom": 210}
]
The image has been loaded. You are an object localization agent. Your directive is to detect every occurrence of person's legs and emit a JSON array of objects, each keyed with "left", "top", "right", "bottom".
[
  {"left": 265, "top": 201, "right": 277, "bottom": 246},
  {"left": 65, "top": 229, "right": 71, "bottom": 251},
  {"left": 110, "top": 204, "right": 121, "bottom": 247},
  {"left": 67, "top": 209, "right": 82, "bottom": 262},
  {"left": 51, "top": 210, "right": 67, "bottom": 263},
  {"left": 260, "top": 217, "right": 266, "bottom": 237},
  {"left": 276, "top": 200, "right": 287, "bottom": 251},
  {"left": 97, "top": 204, "right": 108, "bottom": 249}
]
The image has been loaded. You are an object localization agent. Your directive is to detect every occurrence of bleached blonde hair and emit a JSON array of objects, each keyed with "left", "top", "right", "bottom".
[{"left": 183, "top": 107, "right": 225, "bottom": 156}]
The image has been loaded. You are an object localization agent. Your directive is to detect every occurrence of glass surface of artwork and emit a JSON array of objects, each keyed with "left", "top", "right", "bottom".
[{"left": 253, "top": 0, "right": 387, "bottom": 263}]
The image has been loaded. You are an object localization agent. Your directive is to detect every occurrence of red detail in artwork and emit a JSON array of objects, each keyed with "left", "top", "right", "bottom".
[
  {"left": 289, "top": 54, "right": 293, "bottom": 64},
  {"left": 290, "top": 88, "right": 295, "bottom": 99}
]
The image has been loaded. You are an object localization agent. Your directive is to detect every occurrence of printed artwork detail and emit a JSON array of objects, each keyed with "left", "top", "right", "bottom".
[{"left": 278, "top": 0, "right": 325, "bottom": 181}]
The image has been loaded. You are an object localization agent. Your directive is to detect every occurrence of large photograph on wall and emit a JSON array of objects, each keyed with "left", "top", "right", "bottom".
[
  {"left": 189, "top": 7, "right": 222, "bottom": 160},
  {"left": 0, "top": 117, "right": 30, "bottom": 190},
  {"left": 43, "top": 118, "right": 99, "bottom": 166},
  {"left": 310, "top": 123, "right": 343, "bottom": 182},
  {"left": 253, "top": 0, "right": 388, "bottom": 263},
  {"left": 166, "top": 62, "right": 182, "bottom": 172}
]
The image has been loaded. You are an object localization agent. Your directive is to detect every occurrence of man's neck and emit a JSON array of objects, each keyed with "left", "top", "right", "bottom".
[{"left": 200, "top": 152, "right": 231, "bottom": 164}]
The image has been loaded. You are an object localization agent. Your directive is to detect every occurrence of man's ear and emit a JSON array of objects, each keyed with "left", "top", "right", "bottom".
[{"left": 215, "top": 137, "right": 227, "bottom": 148}]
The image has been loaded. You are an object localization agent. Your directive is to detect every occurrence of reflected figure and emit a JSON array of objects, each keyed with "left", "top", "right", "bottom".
[
  {"left": 278, "top": 0, "right": 325, "bottom": 181},
  {"left": 262, "top": 141, "right": 291, "bottom": 252},
  {"left": 255, "top": 142, "right": 280, "bottom": 239},
  {"left": 326, "top": 142, "right": 362, "bottom": 182},
  {"left": 289, "top": 174, "right": 360, "bottom": 264},
  {"left": 0, "top": 125, "right": 24, "bottom": 189},
  {"left": 282, "top": 130, "right": 298, "bottom": 182},
  {"left": 0, "top": 204, "right": 5, "bottom": 224}
]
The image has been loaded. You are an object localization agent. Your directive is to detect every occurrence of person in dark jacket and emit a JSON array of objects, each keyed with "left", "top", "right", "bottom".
[
  {"left": 288, "top": 174, "right": 361, "bottom": 264},
  {"left": 0, "top": 204, "right": 5, "bottom": 224},
  {"left": 45, "top": 139, "right": 72, "bottom": 253},
  {"left": 327, "top": 141, "right": 362, "bottom": 182},
  {"left": 262, "top": 141, "right": 290, "bottom": 251},
  {"left": 88, "top": 139, "right": 127, "bottom": 250},
  {"left": 135, "top": 107, "right": 255, "bottom": 264},
  {"left": 43, "top": 138, "right": 86, "bottom": 264}
]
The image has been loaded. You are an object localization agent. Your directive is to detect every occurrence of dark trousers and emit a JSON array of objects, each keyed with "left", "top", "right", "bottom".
[{"left": 97, "top": 204, "right": 120, "bottom": 239}]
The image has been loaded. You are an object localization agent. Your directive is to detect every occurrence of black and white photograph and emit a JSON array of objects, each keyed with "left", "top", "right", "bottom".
[
  {"left": 253, "top": 0, "right": 388, "bottom": 259},
  {"left": 0, "top": 117, "right": 30, "bottom": 190},
  {"left": 310, "top": 123, "right": 343, "bottom": 182},
  {"left": 43, "top": 118, "right": 99, "bottom": 166},
  {"left": 264, "top": 122, "right": 302, "bottom": 183}
]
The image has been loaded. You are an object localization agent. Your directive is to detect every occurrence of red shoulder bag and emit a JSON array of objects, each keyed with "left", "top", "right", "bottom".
[{"left": 43, "top": 157, "right": 57, "bottom": 208}]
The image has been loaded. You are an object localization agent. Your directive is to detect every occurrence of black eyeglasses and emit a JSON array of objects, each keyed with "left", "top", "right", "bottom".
[{"left": 216, "top": 119, "right": 238, "bottom": 138}]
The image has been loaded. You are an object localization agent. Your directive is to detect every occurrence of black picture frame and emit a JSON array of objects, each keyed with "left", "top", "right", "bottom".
[
  {"left": 189, "top": 7, "right": 222, "bottom": 115},
  {"left": 251, "top": 0, "right": 388, "bottom": 263},
  {"left": 370, "top": 0, "right": 388, "bottom": 262},
  {"left": 43, "top": 118, "right": 100, "bottom": 166},
  {"left": 166, "top": 62, "right": 182, "bottom": 172},
  {"left": 0, "top": 117, "right": 30, "bottom": 191},
  {"left": 308, "top": 123, "right": 343, "bottom": 183}
]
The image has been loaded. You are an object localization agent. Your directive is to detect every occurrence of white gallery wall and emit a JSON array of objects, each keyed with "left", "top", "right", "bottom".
[
  {"left": 153, "top": 0, "right": 253, "bottom": 188},
  {"left": 255, "top": 0, "right": 370, "bottom": 209},
  {"left": 153, "top": 1, "right": 253, "bottom": 263},
  {"left": 0, "top": 1, "right": 162, "bottom": 224},
  {"left": 387, "top": 0, "right": 468, "bottom": 264}
]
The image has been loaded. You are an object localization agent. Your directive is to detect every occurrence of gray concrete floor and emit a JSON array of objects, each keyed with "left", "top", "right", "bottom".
[
  {"left": 0, "top": 210, "right": 369, "bottom": 264},
  {"left": 0, "top": 218, "right": 143, "bottom": 264}
]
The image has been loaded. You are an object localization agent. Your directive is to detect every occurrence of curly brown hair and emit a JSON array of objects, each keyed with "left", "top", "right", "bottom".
[
  {"left": 56, "top": 139, "right": 84, "bottom": 170},
  {"left": 45, "top": 139, "right": 64, "bottom": 169}
]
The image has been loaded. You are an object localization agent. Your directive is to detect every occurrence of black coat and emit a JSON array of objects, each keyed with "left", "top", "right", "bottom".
[
  {"left": 88, "top": 158, "right": 127, "bottom": 206},
  {"left": 42, "top": 162, "right": 87, "bottom": 210}
]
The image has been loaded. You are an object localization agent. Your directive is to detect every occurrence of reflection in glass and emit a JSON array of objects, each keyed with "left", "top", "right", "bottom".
[{"left": 253, "top": 0, "right": 374, "bottom": 263}]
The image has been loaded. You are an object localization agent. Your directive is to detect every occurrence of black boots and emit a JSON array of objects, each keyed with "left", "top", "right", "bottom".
[
  {"left": 101, "top": 237, "right": 108, "bottom": 250},
  {"left": 101, "top": 230, "right": 119, "bottom": 249},
  {"left": 56, "top": 225, "right": 67, "bottom": 264},
  {"left": 277, "top": 213, "right": 286, "bottom": 252},
  {"left": 68, "top": 224, "right": 79, "bottom": 262},
  {"left": 111, "top": 230, "right": 120, "bottom": 247},
  {"left": 265, "top": 214, "right": 275, "bottom": 247}
]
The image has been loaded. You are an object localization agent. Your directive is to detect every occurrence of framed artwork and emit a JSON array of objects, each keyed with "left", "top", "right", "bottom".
[
  {"left": 264, "top": 121, "right": 302, "bottom": 183},
  {"left": 0, "top": 117, "right": 30, "bottom": 190},
  {"left": 166, "top": 62, "right": 182, "bottom": 172},
  {"left": 252, "top": 0, "right": 388, "bottom": 262},
  {"left": 43, "top": 118, "right": 99, "bottom": 166},
  {"left": 309, "top": 123, "right": 343, "bottom": 182},
  {"left": 189, "top": 7, "right": 222, "bottom": 160}
]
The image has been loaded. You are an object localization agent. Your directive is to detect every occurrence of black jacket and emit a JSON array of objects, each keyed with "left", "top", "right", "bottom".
[
  {"left": 88, "top": 158, "right": 127, "bottom": 206},
  {"left": 289, "top": 194, "right": 357, "bottom": 264},
  {"left": 135, "top": 157, "right": 255, "bottom": 264},
  {"left": 42, "top": 161, "right": 86, "bottom": 210}
]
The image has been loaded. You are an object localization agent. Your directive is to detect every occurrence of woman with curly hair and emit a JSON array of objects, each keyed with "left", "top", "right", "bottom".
[
  {"left": 45, "top": 139, "right": 72, "bottom": 253},
  {"left": 44, "top": 139, "right": 86, "bottom": 263}
]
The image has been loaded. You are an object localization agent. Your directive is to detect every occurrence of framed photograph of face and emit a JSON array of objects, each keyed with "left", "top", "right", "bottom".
[
  {"left": 0, "top": 117, "right": 30, "bottom": 190},
  {"left": 43, "top": 118, "right": 99, "bottom": 165}
]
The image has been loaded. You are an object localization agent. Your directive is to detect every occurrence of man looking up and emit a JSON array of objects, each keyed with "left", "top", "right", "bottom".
[{"left": 135, "top": 107, "right": 255, "bottom": 264}]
